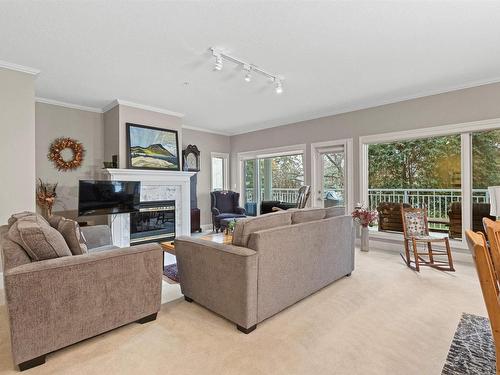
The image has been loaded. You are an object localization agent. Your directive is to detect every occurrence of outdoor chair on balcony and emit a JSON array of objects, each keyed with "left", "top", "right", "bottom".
[
  {"left": 401, "top": 207, "right": 455, "bottom": 272},
  {"left": 448, "top": 202, "right": 495, "bottom": 239},
  {"left": 260, "top": 185, "right": 311, "bottom": 215},
  {"left": 377, "top": 202, "right": 412, "bottom": 232}
]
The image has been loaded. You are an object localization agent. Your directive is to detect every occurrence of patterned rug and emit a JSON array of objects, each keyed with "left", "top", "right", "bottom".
[
  {"left": 442, "top": 313, "right": 496, "bottom": 374},
  {"left": 163, "top": 263, "right": 179, "bottom": 283}
]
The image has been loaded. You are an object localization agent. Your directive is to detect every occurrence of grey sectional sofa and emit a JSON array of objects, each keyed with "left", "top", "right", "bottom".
[
  {"left": 176, "top": 206, "right": 354, "bottom": 333},
  {"left": 1, "top": 218, "right": 162, "bottom": 371}
]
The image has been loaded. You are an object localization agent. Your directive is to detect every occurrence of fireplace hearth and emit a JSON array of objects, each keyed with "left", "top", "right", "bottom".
[{"left": 130, "top": 200, "right": 175, "bottom": 244}]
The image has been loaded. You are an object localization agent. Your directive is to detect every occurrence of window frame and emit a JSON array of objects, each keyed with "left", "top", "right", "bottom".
[
  {"left": 359, "top": 118, "right": 500, "bottom": 249},
  {"left": 211, "top": 152, "right": 229, "bottom": 191}
]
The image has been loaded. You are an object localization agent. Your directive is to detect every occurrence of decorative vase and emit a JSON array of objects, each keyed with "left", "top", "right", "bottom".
[{"left": 360, "top": 226, "right": 369, "bottom": 252}]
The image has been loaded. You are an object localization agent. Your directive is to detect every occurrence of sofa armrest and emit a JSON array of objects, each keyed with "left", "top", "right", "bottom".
[
  {"left": 211, "top": 207, "right": 220, "bottom": 216},
  {"left": 80, "top": 224, "right": 112, "bottom": 249},
  {"left": 4, "top": 244, "right": 162, "bottom": 365},
  {"left": 175, "top": 236, "right": 258, "bottom": 328}
]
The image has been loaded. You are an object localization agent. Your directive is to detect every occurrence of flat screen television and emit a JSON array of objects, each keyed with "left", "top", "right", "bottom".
[{"left": 78, "top": 180, "right": 141, "bottom": 216}]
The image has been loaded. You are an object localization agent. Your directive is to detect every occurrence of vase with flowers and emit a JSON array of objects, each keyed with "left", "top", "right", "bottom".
[
  {"left": 351, "top": 205, "right": 378, "bottom": 252},
  {"left": 36, "top": 179, "right": 58, "bottom": 218}
]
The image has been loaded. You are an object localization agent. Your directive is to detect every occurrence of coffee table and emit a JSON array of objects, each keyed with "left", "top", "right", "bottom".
[{"left": 160, "top": 232, "right": 233, "bottom": 256}]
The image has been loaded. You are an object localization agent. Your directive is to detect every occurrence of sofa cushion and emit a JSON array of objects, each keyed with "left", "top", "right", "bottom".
[
  {"left": 291, "top": 208, "right": 326, "bottom": 224},
  {"left": 8, "top": 216, "right": 72, "bottom": 261},
  {"left": 324, "top": 206, "right": 346, "bottom": 218},
  {"left": 7, "top": 211, "right": 49, "bottom": 228},
  {"left": 48, "top": 215, "right": 64, "bottom": 229},
  {"left": 232, "top": 211, "right": 292, "bottom": 247},
  {"left": 57, "top": 218, "right": 88, "bottom": 255}
]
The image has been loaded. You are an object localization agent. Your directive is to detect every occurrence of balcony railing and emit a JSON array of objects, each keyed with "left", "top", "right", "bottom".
[
  {"left": 368, "top": 188, "right": 489, "bottom": 221},
  {"left": 245, "top": 187, "right": 490, "bottom": 222},
  {"left": 244, "top": 187, "right": 344, "bottom": 204}
]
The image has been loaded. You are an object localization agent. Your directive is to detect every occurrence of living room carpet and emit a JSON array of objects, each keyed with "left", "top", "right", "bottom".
[
  {"left": 163, "top": 263, "right": 179, "bottom": 283},
  {"left": 442, "top": 313, "right": 495, "bottom": 374}
]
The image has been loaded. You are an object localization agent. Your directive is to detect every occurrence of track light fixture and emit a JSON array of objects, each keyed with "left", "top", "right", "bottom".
[{"left": 210, "top": 47, "right": 284, "bottom": 94}]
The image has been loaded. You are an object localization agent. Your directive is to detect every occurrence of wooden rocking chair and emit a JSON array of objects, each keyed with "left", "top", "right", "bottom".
[{"left": 400, "top": 207, "right": 455, "bottom": 272}]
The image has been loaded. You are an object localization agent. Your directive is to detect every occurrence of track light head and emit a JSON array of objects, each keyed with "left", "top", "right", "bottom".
[
  {"left": 243, "top": 65, "right": 252, "bottom": 82},
  {"left": 214, "top": 55, "right": 223, "bottom": 71},
  {"left": 275, "top": 79, "right": 283, "bottom": 94}
]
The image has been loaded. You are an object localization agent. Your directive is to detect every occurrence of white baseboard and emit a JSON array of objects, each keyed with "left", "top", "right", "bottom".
[{"left": 200, "top": 224, "right": 213, "bottom": 232}]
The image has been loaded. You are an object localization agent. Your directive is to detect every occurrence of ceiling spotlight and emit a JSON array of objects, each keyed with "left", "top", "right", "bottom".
[
  {"left": 275, "top": 79, "right": 283, "bottom": 94},
  {"left": 214, "top": 55, "right": 223, "bottom": 71},
  {"left": 243, "top": 65, "right": 252, "bottom": 82}
]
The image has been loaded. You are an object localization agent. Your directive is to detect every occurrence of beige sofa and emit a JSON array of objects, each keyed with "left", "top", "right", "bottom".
[
  {"left": 176, "top": 206, "right": 354, "bottom": 333},
  {"left": 1, "top": 215, "right": 163, "bottom": 371}
]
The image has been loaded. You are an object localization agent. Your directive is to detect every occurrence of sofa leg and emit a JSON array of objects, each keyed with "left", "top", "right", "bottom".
[
  {"left": 18, "top": 355, "right": 46, "bottom": 371},
  {"left": 184, "top": 296, "right": 193, "bottom": 303},
  {"left": 346, "top": 272, "right": 352, "bottom": 277},
  {"left": 136, "top": 313, "right": 157, "bottom": 324},
  {"left": 237, "top": 324, "right": 257, "bottom": 334}
]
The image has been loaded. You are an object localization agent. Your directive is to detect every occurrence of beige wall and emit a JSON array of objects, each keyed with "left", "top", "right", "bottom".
[
  {"left": 103, "top": 105, "right": 119, "bottom": 165},
  {"left": 230, "top": 82, "right": 500, "bottom": 204},
  {"left": 35, "top": 102, "right": 104, "bottom": 220},
  {"left": 0, "top": 68, "right": 36, "bottom": 224},
  {"left": 183, "top": 128, "right": 231, "bottom": 226}
]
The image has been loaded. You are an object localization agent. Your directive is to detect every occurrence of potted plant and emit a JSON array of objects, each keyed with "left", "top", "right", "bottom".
[{"left": 351, "top": 205, "right": 378, "bottom": 252}]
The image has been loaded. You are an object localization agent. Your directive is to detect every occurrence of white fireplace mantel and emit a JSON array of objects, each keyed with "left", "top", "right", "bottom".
[{"left": 101, "top": 169, "right": 195, "bottom": 247}]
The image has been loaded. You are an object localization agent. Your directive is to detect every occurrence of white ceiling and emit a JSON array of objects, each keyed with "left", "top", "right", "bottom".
[{"left": 2, "top": 1, "right": 500, "bottom": 135}]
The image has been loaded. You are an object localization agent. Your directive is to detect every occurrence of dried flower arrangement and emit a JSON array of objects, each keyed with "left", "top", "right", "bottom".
[
  {"left": 351, "top": 206, "right": 378, "bottom": 228},
  {"left": 36, "top": 178, "right": 58, "bottom": 217}
]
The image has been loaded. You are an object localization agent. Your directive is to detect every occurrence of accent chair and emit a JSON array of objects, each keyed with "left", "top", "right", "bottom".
[{"left": 211, "top": 190, "right": 246, "bottom": 232}]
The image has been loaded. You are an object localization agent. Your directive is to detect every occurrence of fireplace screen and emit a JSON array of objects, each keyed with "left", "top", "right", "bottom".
[{"left": 130, "top": 200, "right": 175, "bottom": 244}]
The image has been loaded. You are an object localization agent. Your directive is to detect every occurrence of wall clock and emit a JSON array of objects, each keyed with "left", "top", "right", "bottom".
[{"left": 183, "top": 145, "right": 200, "bottom": 172}]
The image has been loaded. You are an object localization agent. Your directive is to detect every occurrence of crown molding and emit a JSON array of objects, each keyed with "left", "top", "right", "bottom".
[
  {"left": 182, "top": 124, "right": 229, "bottom": 136},
  {"left": 0, "top": 60, "right": 40, "bottom": 75},
  {"left": 103, "top": 99, "right": 184, "bottom": 118},
  {"left": 35, "top": 97, "right": 103, "bottom": 113}
]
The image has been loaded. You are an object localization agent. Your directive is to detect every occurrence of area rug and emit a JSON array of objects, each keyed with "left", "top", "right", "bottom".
[
  {"left": 442, "top": 313, "right": 495, "bottom": 374},
  {"left": 163, "top": 263, "right": 179, "bottom": 283}
]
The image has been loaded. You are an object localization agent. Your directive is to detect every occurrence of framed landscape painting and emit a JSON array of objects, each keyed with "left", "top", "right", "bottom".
[{"left": 126, "top": 123, "right": 180, "bottom": 171}]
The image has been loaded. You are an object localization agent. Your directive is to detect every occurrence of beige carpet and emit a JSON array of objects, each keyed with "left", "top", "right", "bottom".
[{"left": 0, "top": 248, "right": 486, "bottom": 375}]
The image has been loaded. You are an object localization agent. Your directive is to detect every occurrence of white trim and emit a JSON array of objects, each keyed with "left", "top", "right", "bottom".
[
  {"left": 237, "top": 144, "right": 307, "bottom": 161},
  {"left": 311, "top": 138, "right": 354, "bottom": 214},
  {"left": 182, "top": 124, "right": 229, "bottom": 136},
  {"left": 0, "top": 60, "right": 40, "bottom": 75},
  {"left": 461, "top": 133, "right": 472, "bottom": 240},
  {"left": 35, "top": 97, "right": 103, "bottom": 113},
  {"left": 103, "top": 99, "right": 184, "bottom": 118},
  {"left": 200, "top": 224, "right": 214, "bottom": 232},
  {"left": 211, "top": 152, "right": 230, "bottom": 191}
]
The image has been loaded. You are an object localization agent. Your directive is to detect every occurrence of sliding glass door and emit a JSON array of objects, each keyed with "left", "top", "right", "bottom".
[{"left": 242, "top": 153, "right": 304, "bottom": 215}]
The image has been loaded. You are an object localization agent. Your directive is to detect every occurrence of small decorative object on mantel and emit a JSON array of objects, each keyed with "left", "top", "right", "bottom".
[
  {"left": 36, "top": 178, "right": 57, "bottom": 218},
  {"left": 103, "top": 155, "right": 118, "bottom": 169},
  {"left": 351, "top": 204, "right": 378, "bottom": 252},
  {"left": 48, "top": 137, "right": 85, "bottom": 171},
  {"left": 183, "top": 145, "right": 200, "bottom": 172}
]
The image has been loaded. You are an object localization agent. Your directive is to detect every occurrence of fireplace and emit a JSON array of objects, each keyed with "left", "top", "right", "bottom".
[{"left": 130, "top": 200, "right": 175, "bottom": 245}]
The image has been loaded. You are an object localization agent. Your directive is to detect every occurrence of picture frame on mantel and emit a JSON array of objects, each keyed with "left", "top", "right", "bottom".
[{"left": 126, "top": 122, "right": 180, "bottom": 171}]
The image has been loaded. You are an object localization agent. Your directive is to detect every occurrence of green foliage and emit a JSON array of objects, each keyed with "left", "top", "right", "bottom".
[{"left": 368, "top": 130, "right": 500, "bottom": 189}]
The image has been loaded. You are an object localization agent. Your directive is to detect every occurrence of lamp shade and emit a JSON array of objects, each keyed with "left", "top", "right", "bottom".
[{"left": 488, "top": 186, "right": 500, "bottom": 216}]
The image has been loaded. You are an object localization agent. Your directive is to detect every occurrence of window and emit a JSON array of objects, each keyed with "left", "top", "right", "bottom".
[
  {"left": 368, "top": 135, "right": 461, "bottom": 234},
  {"left": 238, "top": 145, "right": 306, "bottom": 216},
  {"left": 360, "top": 119, "right": 500, "bottom": 247},
  {"left": 211, "top": 153, "right": 228, "bottom": 191}
]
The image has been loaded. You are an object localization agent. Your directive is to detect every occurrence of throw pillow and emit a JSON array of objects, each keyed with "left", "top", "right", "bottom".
[
  {"left": 57, "top": 218, "right": 88, "bottom": 255},
  {"left": 7, "top": 211, "right": 49, "bottom": 228},
  {"left": 48, "top": 215, "right": 64, "bottom": 229},
  {"left": 8, "top": 217, "right": 72, "bottom": 261}
]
